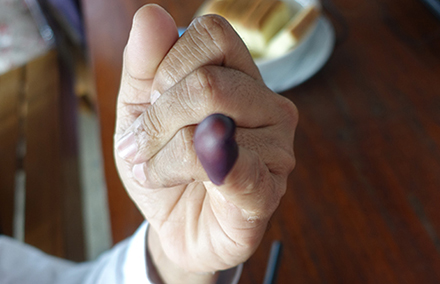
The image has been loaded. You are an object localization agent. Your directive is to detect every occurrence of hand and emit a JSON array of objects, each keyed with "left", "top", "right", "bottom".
[{"left": 114, "top": 4, "right": 298, "bottom": 283}]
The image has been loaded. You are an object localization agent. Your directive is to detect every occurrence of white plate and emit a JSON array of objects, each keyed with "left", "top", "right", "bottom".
[{"left": 255, "top": 16, "right": 335, "bottom": 93}]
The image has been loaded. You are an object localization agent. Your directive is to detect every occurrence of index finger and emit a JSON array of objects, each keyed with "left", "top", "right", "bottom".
[{"left": 151, "top": 14, "right": 263, "bottom": 98}]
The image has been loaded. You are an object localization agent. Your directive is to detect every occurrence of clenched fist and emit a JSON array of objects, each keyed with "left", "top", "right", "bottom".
[{"left": 114, "top": 4, "right": 298, "bottom": 284}]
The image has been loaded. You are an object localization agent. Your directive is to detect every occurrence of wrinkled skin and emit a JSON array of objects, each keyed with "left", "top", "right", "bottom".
[{"left": 114, "top": 4, "right": 298, "bottom": 278}]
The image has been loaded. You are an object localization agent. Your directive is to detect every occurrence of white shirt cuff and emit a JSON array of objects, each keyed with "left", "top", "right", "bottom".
[{"left": 124, "top": 221, "right": 243, "bottom": 284}]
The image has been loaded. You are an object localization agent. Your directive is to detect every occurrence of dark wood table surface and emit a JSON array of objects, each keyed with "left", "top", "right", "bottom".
[{"left": 82, "top": 0, "right": 440, "bottom": 282}]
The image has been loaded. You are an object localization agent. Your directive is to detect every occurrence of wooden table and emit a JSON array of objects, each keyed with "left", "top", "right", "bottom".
[{"left": 82, "top": 0, "right": 440, "bottom": 282}]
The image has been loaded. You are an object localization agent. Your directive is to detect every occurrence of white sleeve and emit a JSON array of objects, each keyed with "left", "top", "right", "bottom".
[{"left": 0, "top": 221, "right": 242, "bottom": 284}]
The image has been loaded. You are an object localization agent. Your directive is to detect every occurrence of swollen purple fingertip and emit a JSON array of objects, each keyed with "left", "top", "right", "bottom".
[{"left": 194, "top": 114, "right": 238, "bottom": 185}]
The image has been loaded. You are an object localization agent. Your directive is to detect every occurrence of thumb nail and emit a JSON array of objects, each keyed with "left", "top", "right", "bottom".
[{"left": 194, "top": 114, "right": 238, "bottom": 185}]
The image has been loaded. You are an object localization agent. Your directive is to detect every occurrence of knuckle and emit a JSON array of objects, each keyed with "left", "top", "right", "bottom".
[
  {"left": 175, "top": 80, "right": 200, "bottom": 118},
  {"left": 286, "top": 151, "right": 296, "bottom": 174},
  {"left": 178, "top": 127, "right": 197, "bottom": 167},
  {"left": 269, "top": 149, "right": 296, "bottom": 177},
  {"left": 152, "top": 50, "right": 187, "bottom": 93},
  {"left": 278, "top": 97, "right": 299, "bottom": 127},
  {"left": 160, "top": 60, "right": 182, "bottom": 88},
  {"left": 142, "top": 108, "right": 165, "bottom": 140},
  {"left": 188, "top": 67, "right": 220, "bottom": 112},
  {"left": 277, "top": 144, "right": 296, "bottom": 177},
  {"left": 191, "top": 15, "right": 233, "bottom": 58},
  {"left": 241, "top": 155, "right": 267, "bottom": 196},
  {"left": 194, "top": 66, "right": 214, "bottom": 91},
  {"left": 149, "top": 127, "right": 198, "bottom": 188},
  {"left": 197, "top": 14, "right": 231, "bottom": 32}
]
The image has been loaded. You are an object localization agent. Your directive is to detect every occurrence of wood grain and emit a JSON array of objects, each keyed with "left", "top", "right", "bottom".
[
  {"left": 0, "top": 68, "right": 23, "bottom": 236},
  {"left": 23, "top": 50, "right": 65, "bottom": 257},
  {"left": 22, "top": 50, "right": 84, "bottom": 261},
  {"left": 82, "top": 0, "right": 440, "bottom": 282}
]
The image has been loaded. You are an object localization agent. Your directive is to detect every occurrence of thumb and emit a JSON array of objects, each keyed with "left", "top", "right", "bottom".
[
  {"left": 193, "top": 114, "right": 238, "bottom": 186},
  {"left": 119, "top": 4, "right": 178, "bottom": 105}
]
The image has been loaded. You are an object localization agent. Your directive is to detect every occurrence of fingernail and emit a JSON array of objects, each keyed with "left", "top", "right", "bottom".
[
  {"left": 116, "top": 132, "right": 138, "bottom": 159},
  {"left": 151, "top": 90, "right": 161, "bottom": 105},
  {"left": 133, "top": 163, "right": 147, "bottom": 183}
]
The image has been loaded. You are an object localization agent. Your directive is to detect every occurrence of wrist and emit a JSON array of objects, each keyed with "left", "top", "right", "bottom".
[{"left": 147, "top": 226, "right": 220, "bottom": 284}]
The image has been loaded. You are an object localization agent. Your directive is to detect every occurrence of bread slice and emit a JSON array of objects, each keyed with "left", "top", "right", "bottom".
[
  {"left": 198, "top": 0, "right": 233, "bottom": 17},
  {"left": 229, "top": 0, "right": 293, "bottom": 56},
  {"left": 259, "top": 1, "right": 295, "bottom": 45},
  {"left": 197, "top": 0, "right": 320, "bottom": 59},
  {"left": 225, "top": 0, "right": 255, "bottom": 22},
  {"left": 265, "top": 5, "right": 320, "bottom": 58}
]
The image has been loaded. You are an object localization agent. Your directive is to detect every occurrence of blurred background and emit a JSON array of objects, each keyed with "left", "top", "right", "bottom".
[
  {"left": 0, "top": 0, "right": 110, "bottom": 262},
  {"left": 1, "top": 0, "right": 440, "bottom": 283}
]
